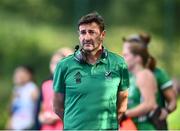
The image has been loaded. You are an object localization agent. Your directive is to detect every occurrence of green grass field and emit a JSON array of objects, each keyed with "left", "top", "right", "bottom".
[{"left": 168, "top": 97, "right": 180, "bottom": 130}]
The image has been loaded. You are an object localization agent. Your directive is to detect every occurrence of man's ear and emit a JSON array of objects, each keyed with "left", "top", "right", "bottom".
[
  {"left": 77, "top": 30, "right": 81, "bottom": 41},
  {"left": 100, "top": 30, "right": 106, "bottom": 39}
]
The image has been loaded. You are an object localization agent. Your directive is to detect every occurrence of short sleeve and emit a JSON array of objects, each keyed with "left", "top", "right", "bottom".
[
  {"left": 155, "top": 68, "right": 173, "bottom": 90},
  {"left": 53, "top": 62, "right": 66, "bottom": 93},
  {"left": 118, "top": 61, "right": 129, "bottom": 91}
]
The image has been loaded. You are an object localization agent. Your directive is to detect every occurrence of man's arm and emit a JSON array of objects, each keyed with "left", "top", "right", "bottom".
[
  {"left": 117, "top": 89, "right": 128, "bottom": 121},
  {"left": 53, "top": 92, "right": 64, "bottom": 121}
]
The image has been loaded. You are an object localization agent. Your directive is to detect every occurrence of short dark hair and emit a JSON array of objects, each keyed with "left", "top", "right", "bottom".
[{"left": 78, "top": 12, "right": 105, "bottom": 32}]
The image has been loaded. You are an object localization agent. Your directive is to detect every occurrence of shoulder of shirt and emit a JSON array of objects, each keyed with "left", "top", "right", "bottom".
[
  {"left": 41, "top": 78, "right": 53, "bottom": 88},
  {"left": 154, "top": 67, "right": 167, "bottom": 75},
  {"left": 25, "top": 81, "right": 38, "bottom": 91},
  {"left": 41, "top": 76, "right": 53, "bottom": 85},
  {"left": 57, "top": 54, "right": 74, "bottom": 66}
]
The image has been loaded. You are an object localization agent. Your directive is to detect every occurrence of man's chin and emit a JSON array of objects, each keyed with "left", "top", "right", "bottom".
[{"left": 83, "top": 46, "right": 93, "bottom": 52}]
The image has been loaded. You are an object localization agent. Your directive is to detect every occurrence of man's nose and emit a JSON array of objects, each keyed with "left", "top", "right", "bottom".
[{"left": 84, "top": 33, "right": 91, "bottom": 40}]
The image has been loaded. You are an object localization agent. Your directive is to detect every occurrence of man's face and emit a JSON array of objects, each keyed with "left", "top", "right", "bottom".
[{"left": 78, "top": 22, "right": 105, "bottom": 53}]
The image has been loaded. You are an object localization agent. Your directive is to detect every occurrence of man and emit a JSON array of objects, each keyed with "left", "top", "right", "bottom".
[{"left": 53, "top": 12, "right": 129, "bottom": 130}]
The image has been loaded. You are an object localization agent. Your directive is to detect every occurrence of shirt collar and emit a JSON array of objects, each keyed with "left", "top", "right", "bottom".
[{"left": 97, "top": 48, "right": 108, "bottom": 64}]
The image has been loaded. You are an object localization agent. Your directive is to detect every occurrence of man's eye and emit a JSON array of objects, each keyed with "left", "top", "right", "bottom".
[
  {"left": 79, "top": 30, "right": 96, "bottom": 35},
  {"left": 80, "top": 31, "right": 86, "bottom": 35},
  {"left": 88, "top": 30, "right": 95, "bottom": 35}
]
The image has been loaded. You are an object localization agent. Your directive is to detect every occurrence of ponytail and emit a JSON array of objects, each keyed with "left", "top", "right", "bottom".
[
  {"left": 145, "top": 56, "right": 156, "bottom": 71},
  {"left": 139, "top": 32, "right": 151, "bottom": 46}
]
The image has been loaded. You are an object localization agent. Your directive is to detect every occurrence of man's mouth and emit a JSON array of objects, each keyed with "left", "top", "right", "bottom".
[{"left": 83, "top": 42, "right": 93, "bottom": 46}]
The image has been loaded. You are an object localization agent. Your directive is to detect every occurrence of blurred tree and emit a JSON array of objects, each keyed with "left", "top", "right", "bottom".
[
  {"left": 0, "top": 0, "right": 179, "bottom": 36},
  {"left": 0, "top": 0, "right": 179, "bottom": 76}
]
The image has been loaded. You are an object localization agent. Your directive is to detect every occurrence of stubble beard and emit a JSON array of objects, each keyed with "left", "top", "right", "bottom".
[{"left": 81, "top": 37, "right": 103, "bottom": 55}]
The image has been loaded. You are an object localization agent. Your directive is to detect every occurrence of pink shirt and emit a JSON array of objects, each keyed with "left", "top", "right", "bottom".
[{"left": 41, "top": 79, "right": 63, "bottom": 130}]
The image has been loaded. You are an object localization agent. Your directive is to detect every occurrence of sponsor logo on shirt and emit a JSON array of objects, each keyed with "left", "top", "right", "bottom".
[{"left": 105, "top": 71, "right": 112, "bottom": 79}]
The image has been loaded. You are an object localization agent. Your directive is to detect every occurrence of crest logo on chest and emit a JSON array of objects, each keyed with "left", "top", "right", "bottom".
[{"left": 74, "top": 71, "right": 82, "bottom": 84}]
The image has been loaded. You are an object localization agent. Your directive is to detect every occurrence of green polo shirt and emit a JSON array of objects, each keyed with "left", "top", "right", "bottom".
[{"left": 53, "top": 49, "right": 129, "bottom": 130}]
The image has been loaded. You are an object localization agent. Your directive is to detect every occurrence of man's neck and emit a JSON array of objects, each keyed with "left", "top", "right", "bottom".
[{"left": 86, "top": 46, "right": 103, "bottom": 65}]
